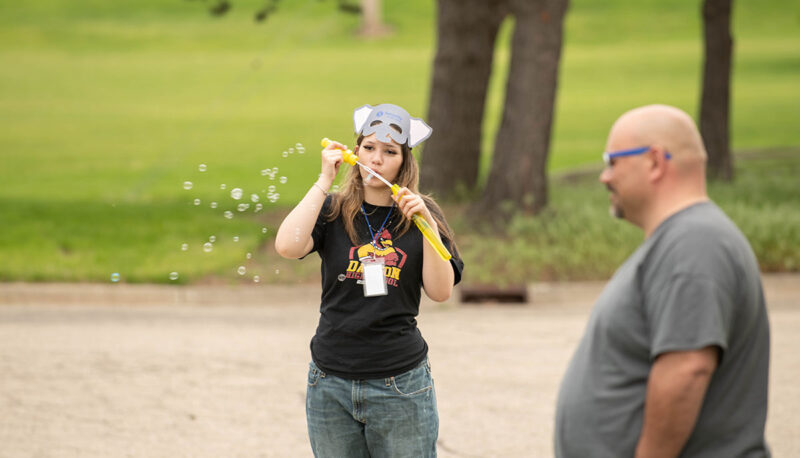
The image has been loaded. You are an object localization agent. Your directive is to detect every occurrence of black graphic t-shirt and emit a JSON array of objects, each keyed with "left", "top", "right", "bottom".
[{"left": 306, "top": 196, "right": 463, "bottom": 379}]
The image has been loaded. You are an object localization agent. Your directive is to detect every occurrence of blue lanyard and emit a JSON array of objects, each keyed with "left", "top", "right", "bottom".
[{"left": 361, "top": 203, "right": 395, "bottom": 248}]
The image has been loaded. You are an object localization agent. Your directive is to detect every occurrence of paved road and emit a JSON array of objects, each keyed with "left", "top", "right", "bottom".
[{"left": 0, "top": 275, "right": 797, "bottom": 457}]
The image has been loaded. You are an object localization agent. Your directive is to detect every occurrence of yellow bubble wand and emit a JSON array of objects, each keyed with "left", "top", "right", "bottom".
[{"left": 321, "top": 138, "right": 452, "bottom": 261}]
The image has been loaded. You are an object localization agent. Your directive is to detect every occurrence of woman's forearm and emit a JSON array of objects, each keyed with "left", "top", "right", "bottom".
[
  {"left": 274, "top": 176, "right": 331, "bottom": 259},
  {"left": 421, "top": 224, "right": 454, "bottom": 301}
]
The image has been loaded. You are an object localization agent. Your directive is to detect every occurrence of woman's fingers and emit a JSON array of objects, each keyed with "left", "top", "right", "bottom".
[
  {"left": 323, "top": 140, "right": 347, "bottom": 152},
  {"left": 320, "top": 144, "right": 345, "bottom": 179},
  {"left": 394, "top": 187, "right": 428, "bottom": 219}
]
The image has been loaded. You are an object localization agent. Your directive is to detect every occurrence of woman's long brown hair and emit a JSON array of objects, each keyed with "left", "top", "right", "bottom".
[{"left": 325, "top": 134, "right": 458, "bottom": 256}]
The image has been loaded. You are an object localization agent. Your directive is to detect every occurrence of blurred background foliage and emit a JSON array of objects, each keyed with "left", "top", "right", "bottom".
[{"left": 0, "top": 0, "right": 797, "bottom": 284}]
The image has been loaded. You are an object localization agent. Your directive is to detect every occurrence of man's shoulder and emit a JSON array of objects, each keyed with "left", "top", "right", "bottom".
[
  {"left": 642, "top": 201, "right": 756, "bottom": 285},
  {"left": 653, "top": 201, "right": 740, "bottom": 248}
]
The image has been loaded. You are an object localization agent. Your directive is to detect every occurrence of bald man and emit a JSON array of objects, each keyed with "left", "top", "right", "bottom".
[{"left": 554, "top": 105, "right": 771, "bottom": 457}]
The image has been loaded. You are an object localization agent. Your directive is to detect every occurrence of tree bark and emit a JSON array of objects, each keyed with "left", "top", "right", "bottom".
[
  {"left": 472, "top": 0, "right": 568, "bottom": 221},
  {"left": 700, "top": 0, "right": 734, "bottom": 181},
  {"left": 360, "top": 0, "right": 390, "bottom": 37},
  {"left": 421, "top": 0, "right": 508, "bottom": 200}
]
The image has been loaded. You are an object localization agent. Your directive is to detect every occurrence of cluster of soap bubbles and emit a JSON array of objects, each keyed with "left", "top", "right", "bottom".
[
  {"left": 111, "top": 144, "right": 303, "bottom": 284},
  {"left": 171, "top": 144, "right": 304, "bottom": 283},
  {"left": 281, "top": 144, "right": 305, "bottom": 158}
]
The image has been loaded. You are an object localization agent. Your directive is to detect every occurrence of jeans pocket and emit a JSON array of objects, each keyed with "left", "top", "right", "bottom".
[
  {"left": 308, "top": 362, "right": 324, "bottom": 387},
  {"left": 390, "top": 361, "right": 433, "bottom": 396}
]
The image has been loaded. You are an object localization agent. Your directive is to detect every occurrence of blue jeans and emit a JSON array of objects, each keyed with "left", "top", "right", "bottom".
[{"left": 306, "top": 358, "right": 438, "bottom": 457}]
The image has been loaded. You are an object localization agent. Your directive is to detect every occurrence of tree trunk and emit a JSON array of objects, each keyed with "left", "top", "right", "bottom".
[
  {"left": 700, "top": 0, "right": 734, "bottom": 181},
  {"left": 472, "top": 0, "right": 568, "bottom": 221},
  {"left": 421, "top": 0, "right": 508, "bottom": 200},
  {"left": 360, "top": 0, "right": 390, "bottom": 37}
]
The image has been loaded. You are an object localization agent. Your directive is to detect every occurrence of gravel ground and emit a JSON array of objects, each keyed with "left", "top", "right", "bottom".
[{"left": 0, "top": 275, "right": 797, "bottom": 457}]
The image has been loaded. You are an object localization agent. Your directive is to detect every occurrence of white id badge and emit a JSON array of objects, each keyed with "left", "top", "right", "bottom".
[{"left": 360, "top": 256, "right": 388, "bottom": 297}]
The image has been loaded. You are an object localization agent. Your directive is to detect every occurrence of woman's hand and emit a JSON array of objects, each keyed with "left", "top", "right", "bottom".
[
  {"left": 393, "top": 187, "right": 434, "bottom": 227},
  {"left": 395, "top": 187, "right": 453, "bottom": 301},
  {"left": 319, "top": 141, "right": 346, "bottom": 186}
]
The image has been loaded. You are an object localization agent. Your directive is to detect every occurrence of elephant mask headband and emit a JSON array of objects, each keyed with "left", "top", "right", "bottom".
[{"left": 353, "top": 104, "right": 433, "bottom": 148}]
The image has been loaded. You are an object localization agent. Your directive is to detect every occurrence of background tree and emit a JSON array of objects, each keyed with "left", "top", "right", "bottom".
[
  {"left": 192, "top": 0, "right": 362, "bottom": 23},
  {"left": 421, "top": 0, "right": 509, "bottom": 200},
  {"left": 472, "top": 0, "right": 568, "bottom": 220},
  {"left": 422, "top": 0, "right": 569, "bottom": 221},
  {"left": 359, "top": 0, "right": 390, "bottom": 37},
  {"left": 700, "top": 0, "right": 734, "bottom": 181},
  {"left": 198, "top": 0, "right": 568, "bottom": 216}
]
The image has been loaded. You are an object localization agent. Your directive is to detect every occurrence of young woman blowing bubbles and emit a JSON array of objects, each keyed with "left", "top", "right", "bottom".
[{"left": 275, "top": 103, "right": 463, "bottom": 457}]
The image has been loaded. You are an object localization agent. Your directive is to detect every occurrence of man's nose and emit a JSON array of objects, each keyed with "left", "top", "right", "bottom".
[{"left": 599, "top": 167, "right": 611, "bottom": 184}]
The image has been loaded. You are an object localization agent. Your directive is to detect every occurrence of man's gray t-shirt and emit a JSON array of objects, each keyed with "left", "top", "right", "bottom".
[{"left": 555, "top": 202, "right": 770, "bottom": 457}]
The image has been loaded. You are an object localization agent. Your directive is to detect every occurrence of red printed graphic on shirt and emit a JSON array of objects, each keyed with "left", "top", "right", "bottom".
[{"left": 345, "top": 228, "right": 407, "bottom": 288}]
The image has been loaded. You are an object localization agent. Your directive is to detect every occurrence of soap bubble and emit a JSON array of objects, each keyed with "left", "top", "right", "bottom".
[
  {"left": 282, "top": 151, "right": 288, "bottom": 158},
  {"left": 230, "top": 188, "right": 243, "bottom": 200},
  {"left": 261, "top": 169, "right": 268, "bottom": 176},
  {"left": 275, "top": 269, "right": 280, "bottom": 275},
  {"left": 237, "top": 266, "right": 246, "bottom": 275},
  {"left": 272, "top": 167, "right": 278, "bottom": 174},
  {"left": 253, "top": 275, "right": 260, "bottom": 283},
  {"left": 193, "top": 198, "right": 201, "bottom": 206},
  {"left": 268, "top": 185, "right": 276, "bottom": 193},
  {"left": 224, "top": 211, "right": 234, "bottom": 219},
  {"left": 203, "top": 242, "right": 213, "bottom": 253},
  {"left": 110, "top": 272, "right": 120, "bottom": 283},
  {"left": 255, "top": 203, "right": 263, "bottom": 212},
  {"left": 183, "top": 181, "right": 193, "bottom": 190},
  {"left": 246, "top": 252, "right": 252, "bottom": 259},
  {"left": 233, "top": 236, "right": 239, "bottom": 242},
  {"left": 237, "top": 203, "right": 249, "bottom": 212},
  {"left": 331, "top": 185, "right": 340, "bottom": 193},
  {"left": 279, "top": 176, "right": 287, "bottom": 184},
  {"left": 209, "top": 236, "right": 216, "bottom": 243},
  {"left": 220, "top": 184, "right": 226, "bottom": 190},
  {"left": 289, "top": 147, "right": 294, "bottom": 154},
  {"left": 181, "top": 243, "right": 188, "bottom": 251},
  {"left": 210, "top": 201, "right": 218, "bottom": 209},
  {"left": 198, "top": 164, "right": 207, "bottom": 172},
  {"left": 169, "top": 272, "right": 179, "bottom": 281},
  {"left": 262, "top": 227, "right": 267, "bottom": 234},
  {"left": 250, "top": 194, "right": 259, "bottom": 203},
  {"left": 295, "top": 143, "right": 303, "bottom": 148},
  {"left": 269, "top": 194, "right": 280, "bottom": 203}
]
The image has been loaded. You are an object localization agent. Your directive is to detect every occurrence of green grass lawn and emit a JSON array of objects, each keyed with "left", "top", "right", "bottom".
[{"left": 0, "top": 0, "right": 798, "bottom": 284}]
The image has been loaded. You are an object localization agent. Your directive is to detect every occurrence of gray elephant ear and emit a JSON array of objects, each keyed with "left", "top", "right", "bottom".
[
  {"left": 353, "top": 104, "right": 374, "bottom": 134},
  {"left": 408, "top": 117, "right": 432, "bottom": 148}
]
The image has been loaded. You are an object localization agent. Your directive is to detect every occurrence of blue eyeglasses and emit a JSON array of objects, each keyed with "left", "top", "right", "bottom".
[{"left": 602, "top": 146, "right": 672, "bottom": 167}]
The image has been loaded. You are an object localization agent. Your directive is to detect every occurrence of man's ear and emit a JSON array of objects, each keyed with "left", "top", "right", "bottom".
[{"left": 649, "top": 144, "right": 669, "bottom": 181}]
